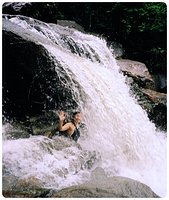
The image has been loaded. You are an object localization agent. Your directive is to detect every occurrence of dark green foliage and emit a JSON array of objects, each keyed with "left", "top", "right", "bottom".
[{"left": 58, "top": 2, "right": 167, "bottom": 75}]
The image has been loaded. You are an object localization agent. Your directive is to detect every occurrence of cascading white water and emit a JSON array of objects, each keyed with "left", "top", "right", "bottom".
[
  {"left": 3, "top": 15, "right": 166, "bottom": 196},
  {"left": 43, "top": 35, "right": 167, "bottom": 197}
]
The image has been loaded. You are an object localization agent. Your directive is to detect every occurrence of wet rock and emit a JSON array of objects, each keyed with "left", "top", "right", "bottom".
[
  {"left": 117, "top": 59, "right": 155, "bottom": 90},
  {"left": 3, "top": 130, "right": 30, "bottom": 140},
  {"left": 141, "top": 88, "right": 166, "bottom": 105},
  {"left": 2, "top": 174, "right": 53, "bottom": 198},
  {"left": 2, "top": 122, "right": 30, "bottom": 140},
  {"left": 152, "top": 74, "right": 167, "bottom": 93},
  {"left": 52, "top": 175, "right": 159, "bottom": 198},
  {"left": 129, "top": 84, "right": 166, "bottom": 131},
  {"left": 15, "top": 176, "right": 43, "bottom": 189},
  {"left": 2, "top": 168, "right": 159, "bottom": 198},
  {"left": 3, "top": 3, "right": 85, "bottom": 32},
  {"left": 44, "top": 135, "right": 82, "bottom": 151},
  {"left": 2, "top": 188, "right": 52, "bottom": 198},
  {"left": 2, "top": 3, "right": 59, "bottom": 25},
  {"left": 141, "top": 89, "right": 167, "bottom": 131},
  {"left": 3, "top": 2, "right": 32, "bottom": 14},
  {"left": 108, "top": 41, "right": 124, "bottom": 59},
  {"left": 3, "top": 15, "right": 82, "bottom": 121},
  {"left": 117, "top": 59, "right": 166, "bottom": 131},
  {"left": 57, "top": 20, "right": 85, "bottom": 32},
  {"left": 28, "top": 111, "right": 59, "bottom": 136},
  {"left": 2, "top": 175, "right": 18, "bottom": 190},
  {"left": 128, "top": 82, "right": 167, "bottom": 131}
]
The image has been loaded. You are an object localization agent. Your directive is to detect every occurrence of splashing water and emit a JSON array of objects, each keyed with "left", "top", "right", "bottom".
[{"left": 2, "top": 15, "right": 167, "bottom": 196}]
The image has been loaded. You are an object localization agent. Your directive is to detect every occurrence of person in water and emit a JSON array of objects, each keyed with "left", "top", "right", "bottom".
[{"left": 58, "top": 111, "right": 81, "bottom": 142}]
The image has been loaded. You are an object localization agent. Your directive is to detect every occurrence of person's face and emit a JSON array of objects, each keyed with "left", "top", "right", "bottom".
[
  {"left": 60, "top": 111, "right": 65, "bottom": 116},
  {"left": 74, "top": 113, "right": 81, "bottom": 123}
]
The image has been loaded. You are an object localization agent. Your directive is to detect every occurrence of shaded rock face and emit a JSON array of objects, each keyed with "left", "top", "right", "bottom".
[
  {"left": 2, "top": 18, "right": 81, "bottom": 121},
  {"left": 141, "top": 89, "right": 167, "bottom": 131},
  {"left": 2, "top": 2, "right": 59, "bottom": 24},
  {"left": 3, "top": 2, "right": 32, "bottom": 13},
  {"left": 2, "top": 122, "right": 30, "bottom": 140},
  {"left": 152, "top": 74, "right": 167, "bottom": 93},
  {"left": 117, "top": 59, "right": 167, "bottom": 131},
  {"left": 2, "top": 111, "right": 60, "bottom": 139},
  {"left": 28, "top": 111, "right": 59, "bottom": 136},
  {"left": 2, "top": 3, "right": 85, "bottom": 33},
  {"left": 108, "top": 41, "right": 124, "bottom": 59}
]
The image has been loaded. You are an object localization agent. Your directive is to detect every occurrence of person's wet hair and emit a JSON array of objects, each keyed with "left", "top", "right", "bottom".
[{"left": 72, "top": 111, "right": 80, "bottom": 118}]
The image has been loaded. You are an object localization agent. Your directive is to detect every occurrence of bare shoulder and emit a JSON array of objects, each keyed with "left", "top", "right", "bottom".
[
  {"left": 63, "top": 122, "right": 72, "bottom": 128},
  {"left": 67, "top": 122, "right": 74, "bottom": 129}
]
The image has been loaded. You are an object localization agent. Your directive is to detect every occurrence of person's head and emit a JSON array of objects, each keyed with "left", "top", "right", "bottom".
[{"left": 72, "top": 111, "right": 81, "bottom": 124}]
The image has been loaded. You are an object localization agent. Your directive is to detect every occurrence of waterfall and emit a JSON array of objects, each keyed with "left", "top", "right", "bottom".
[{"left": 2, "top": 15, "right": 166, "bottom": 196}]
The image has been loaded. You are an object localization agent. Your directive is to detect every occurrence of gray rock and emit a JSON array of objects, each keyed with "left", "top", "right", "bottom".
[
  {"left": 28, "top": 111, "right": 59, "bottom": 136},
  {"left": 2, "top": 174, "right": 52, "bottom": 198},
  {"left": 141, "top": 88, "right": 166, "bottom": 106},
  {"left": 3, "top": 2, "right": 32, "bottom": 12},
  {"left": 2, "top": 188, "right": 52, "bottom": 198},
  {"left": 2, "top": 175, "right": 18, "bottom": 190},
  {"left": 4, "top": 169, "right": 158, "bottom": 198},
  {"left": 152, "top": 74, "right": 167, "bottom": 92},
  {"left": 57, "top": 20, "right": 85, "bottom": 33},
  {"left": 109, "top": 41, "right": 124, "bottom": 58},
  {"left": 116, "top": 59, "right": 155, "bottom": 90},
  {"left": 130, "top": 84, "right": 166, "bottom": 131},
  {"left": 2, "top": 122, "right": 30, "bottom": 140},
  {"left": 117, "top": 59, "right": 166, "bottom": 131},
  {"left": 52, "top": 175, "right": 159, "bottom": 198},
  {"left": 141, "top": 89, "right": 167, "bottom": 131}
]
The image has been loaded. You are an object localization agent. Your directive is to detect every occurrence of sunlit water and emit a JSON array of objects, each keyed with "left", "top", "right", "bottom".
[{"left": 2, "top": 15, "right": 167, "bottom": 196}]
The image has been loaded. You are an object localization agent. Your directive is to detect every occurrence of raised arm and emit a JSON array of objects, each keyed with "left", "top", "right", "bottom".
[{"left": 58, "top": 111, "right": 70, "bottom": 132}]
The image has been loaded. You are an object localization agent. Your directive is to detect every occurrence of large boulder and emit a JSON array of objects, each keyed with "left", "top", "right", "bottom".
[
  {"left": 2, "top": 16, "right": 81, "bottom": 121},
  {"left": 52, "top": 179, "right": 158, "bottom": 198},
  {"left": 3, "top": 169, "right": 159, "bottom": 198},
  {"left": 52, "top": 169, "right": 159, "bottom": 198},
  {"left": 116, "top": 59, "right": 155, "bottom": 90},
  {"left": 2, "top": 172, "right": 52, "bottom": 198}
]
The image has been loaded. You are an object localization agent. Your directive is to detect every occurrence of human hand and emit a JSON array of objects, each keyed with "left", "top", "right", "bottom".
[{"left": 58, "top": 111, "right": 66, "bottom": 122}]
